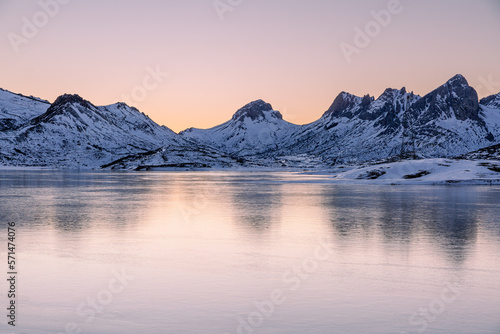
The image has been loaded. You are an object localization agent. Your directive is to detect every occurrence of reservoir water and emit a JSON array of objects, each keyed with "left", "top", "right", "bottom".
[{"left": 0, "top": 170, "right": 499, "bottom": 334}]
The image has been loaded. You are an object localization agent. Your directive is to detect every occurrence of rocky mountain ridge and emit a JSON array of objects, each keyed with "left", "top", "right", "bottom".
[{"left": 1, "top": 74, "right": 499, "bottom": 169}]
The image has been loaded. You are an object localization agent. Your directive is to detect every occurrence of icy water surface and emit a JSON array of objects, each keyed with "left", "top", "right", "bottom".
[{"left": 0, "top": 170, "right": 499, "bottom": 334}]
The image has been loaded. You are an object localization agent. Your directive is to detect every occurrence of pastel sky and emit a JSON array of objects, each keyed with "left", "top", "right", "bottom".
[{"left": 1, "top": 0, "right": 499, "bottom": 132}]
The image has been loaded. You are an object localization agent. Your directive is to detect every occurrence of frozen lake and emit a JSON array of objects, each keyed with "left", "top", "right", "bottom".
[{"left": 0, "top": 170, "right": 499, "bottom": 334}]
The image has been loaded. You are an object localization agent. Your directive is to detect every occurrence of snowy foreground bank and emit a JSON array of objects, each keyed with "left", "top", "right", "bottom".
[{"left": 317, "top": 158, "right": 500, "bottom": 185}]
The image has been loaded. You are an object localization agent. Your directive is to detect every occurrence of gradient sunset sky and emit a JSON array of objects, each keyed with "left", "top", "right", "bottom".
[{"left": 1, "top": 0, "right": 499, "bottom": 132}]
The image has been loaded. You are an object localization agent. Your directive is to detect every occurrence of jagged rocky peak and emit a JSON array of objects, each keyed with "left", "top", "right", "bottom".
[
  {"left": 480, "top": 93, "right": 500, "bottom": 109},
  {"left": 440, "top": 74, "right": 477, "bottom": 101},
  {"left": 446, "top": 74, "right": 469, "bottom": 88},
  {"left": 48, "top": 94, "right": 96, "bottom": 113},
  {"left": 444, "top": 74, "right": 480, "bottom": 121},
  {"left": 324, "top": 92, "right": 357, "bottom": 117},
  {"left": 232, "top": 99, "right": 281, "bottom": 122},
  {"left": 323, "top": 92, "right": 373, "bottom": 119},
  {"left": 411, "top": 74, "right": 480, "bottom": 122},
  {"left": 385, "top": 87, "right": 405, "bottom": 95},
  {"left": 378, "top": 87, "right": 407, "bottom": 100},
  {"left": 377, "top": 87, "right": 420, "bottom": 108},
  {"left": 29, "top": 94, "right": 97, "bottom": 125}
]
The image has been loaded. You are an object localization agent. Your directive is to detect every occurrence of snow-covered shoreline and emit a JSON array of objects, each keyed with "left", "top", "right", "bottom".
[
  {"left": 318, "top": 158, "right": 500, "bottom": 185},
  {"left": 2, "top": 158, "right": 500, "bottom": 185}
]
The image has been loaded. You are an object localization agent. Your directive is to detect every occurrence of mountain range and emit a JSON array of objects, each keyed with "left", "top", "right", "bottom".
[{"left": 1, "top": 74, "right": 499, "bottom": 169}]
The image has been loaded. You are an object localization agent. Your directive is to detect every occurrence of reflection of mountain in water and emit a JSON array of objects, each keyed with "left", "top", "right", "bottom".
[
  {"left": 321, "top": 186, "right": 486, "bottom": 265},
  {"left": 473, "top": 187, "right": 500, "bottom": 238},
  {"left": 419, "top": 189, "right": 479, "bottom": 263},
  {"left": 0, "top": 170, "right": 163, "bottom": 231},
  {"left": 229, "top": 178, "right": 283, "bottom": 233},
  {"left": 3, "top": 171, "right": 498, "bottom": 268},
  {"left": 321, "top": 186, "right": 392, "bottom": 240}
]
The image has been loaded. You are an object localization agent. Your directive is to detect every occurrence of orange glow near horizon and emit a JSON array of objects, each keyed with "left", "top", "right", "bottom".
[{"left": 1, "top": 0, "right": 499, "bottom": 133}]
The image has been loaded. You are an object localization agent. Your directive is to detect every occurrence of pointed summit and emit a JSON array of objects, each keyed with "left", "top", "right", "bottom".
[
  {"left": 377, "top": 87, "right": 408, "bottom": 102},
  {"left": 48, "top": 94, "right": 97, "bottom": 114},
  {"left": 30, "top": 94, "right": 97, "bottom": 125},
  {"left": 446, "top": 74, "right": 468, "bottom": 87},
  {"left": 322, "top": 92, "right": 373, "bottom": 119},
  {"left": 180, "top": 99, "right": 298, "bottom": 155},
  {"left": 410, "top": 74, "right": 480, "bottom": 123},
  {"left": 51, "top": 94, "right": 92, "bottom": 107},
  {"left": 232, "top": 100, "right": 281, "bottom": 122}
]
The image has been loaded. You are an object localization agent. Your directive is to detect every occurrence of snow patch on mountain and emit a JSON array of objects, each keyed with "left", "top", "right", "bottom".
[
  {"left": 1, "top": 74, "right": 500, "bottom": 170},
  {"left": 278, "top": 88, "right": 420, "bottom": 163},
  {"left": 101, "top": 143, "right": 245, "bottom": 170},
  {"left": 277, "top": 75, "right": 499, "bottom": 163},
  {"left": 0, "top": 92, "right": 179, "bottom": 167},
  {"left": 0, "top": 88, "right": 50, "bottom": 131}
]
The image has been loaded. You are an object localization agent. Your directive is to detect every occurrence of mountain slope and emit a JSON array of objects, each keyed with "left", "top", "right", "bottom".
[
  {"left": 1, "top": 74, "right": 499, "bottom": 169},
  {"left": 479, "top": 92, "right": 500, "bottom": 142},
  {"left": 458, "top": 143, "right": 500, "bottom": 160},
  {"left": 101, "top": 143, "right": 246, "bottom": 170},
  {"left": 277, "top": 75, "right": 498, "bottom": 163},
  {"left": 0, "top": 93, "right": 180, "bottom": 167},
  {"left": 277, "top": 87, "right": 420, "bottom": 162},
  {"left": 0, "top": 88, "right": 50, "bottom": 131},
  {"left": 407, "top": 74, "right": 494, "bottom": 157},
  {"left": 180, "top": 100, "right": 300, "bottom": 156}
]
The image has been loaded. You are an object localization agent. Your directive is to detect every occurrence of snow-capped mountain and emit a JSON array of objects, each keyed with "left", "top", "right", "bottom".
[
  {"left": 276, "top": 87, "right": 420, "bottom": 163},
  {"left": 0, "top": 88, "right": 50, "bottom": 131},
  {"left": 277, "top": 74, "right": 499, "bottom": 163},
  {"left": 479, "top": 92, "right": 500, "bottom": 142},
  {"left": 480, "top": 92, "right": 500, "bottom": 109},
  {"left": 180, "top": 100, "right": 300, "bottom": 156},
  {"left": 1, "top": 74, "right": 499, "bottom": 169},
  {"left": 0, "top": 92, "right": 179, "bottom": 167},
  {"left": 408, "top": 74, "right": 497, "bottom": 157}
]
